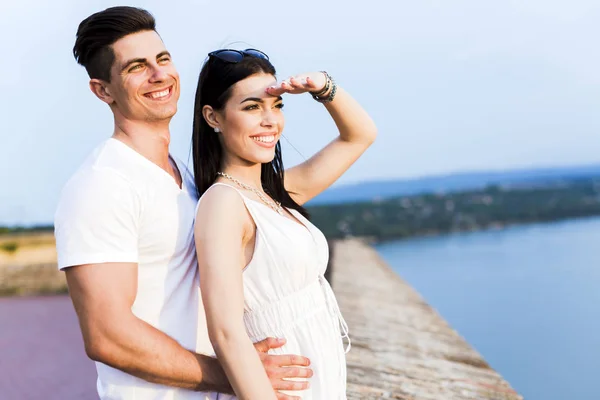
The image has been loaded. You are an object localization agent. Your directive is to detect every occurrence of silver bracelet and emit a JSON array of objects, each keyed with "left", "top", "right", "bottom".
[{"left": 312, "top": 72, "right": 337, "bottom": 103}]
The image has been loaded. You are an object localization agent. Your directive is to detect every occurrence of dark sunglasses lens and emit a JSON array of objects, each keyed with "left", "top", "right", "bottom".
[
  {"left": 212, "top": 50, "right": 243, "bottom": 63},
  {"left": 244, "top": 49, "right": 269, "bottom": 60}
]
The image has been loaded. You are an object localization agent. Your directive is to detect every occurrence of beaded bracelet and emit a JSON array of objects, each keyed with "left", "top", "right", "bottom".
[
  {"left": 318, "top": 81, "right": 337, "bottom": 103},
  {"left": 312, "top": 72, "right": 337, "bottom": 103}
]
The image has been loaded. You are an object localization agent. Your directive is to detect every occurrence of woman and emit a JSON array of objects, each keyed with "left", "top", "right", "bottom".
[{"left": 192, "top": 48, "right": 377, "bottom": 399}]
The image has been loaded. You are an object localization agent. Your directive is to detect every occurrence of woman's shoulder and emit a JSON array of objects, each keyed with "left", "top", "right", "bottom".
[
  {"left": 198, "top": 183, "right": 245, "bottom": 209},
  {"left": 202, "top": 182, "right": 244, "bottom": 199},
  {"left": 196, "top": 183, "right": 252, "bottom": 227}
]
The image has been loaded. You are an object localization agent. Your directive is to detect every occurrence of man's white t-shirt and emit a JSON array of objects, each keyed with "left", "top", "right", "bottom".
[{"left": 55, "top": 138, "right": 213, "bottom": 399}]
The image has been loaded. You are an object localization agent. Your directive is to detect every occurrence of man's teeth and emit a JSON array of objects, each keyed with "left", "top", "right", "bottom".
[
  {"left": 150, "top": 88, "right": 170, "bottom": 99},
  {"left": 252, "top": 135, "right": 275, "bottom": 143}
]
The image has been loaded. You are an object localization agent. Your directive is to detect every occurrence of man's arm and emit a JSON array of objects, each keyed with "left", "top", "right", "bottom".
[
  {"left": 66, "top": 262, "right": 313, "bottom": 399},
  {"left": 65, "top": 261, "right": 230, "bottom": 392}
]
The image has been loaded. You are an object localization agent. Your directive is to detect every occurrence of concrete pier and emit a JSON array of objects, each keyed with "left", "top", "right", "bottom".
[{"left": 329, "top": 239, "right": 523, "bottom": 400}]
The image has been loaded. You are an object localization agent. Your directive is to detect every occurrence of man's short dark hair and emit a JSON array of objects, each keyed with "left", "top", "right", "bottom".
[{"left": 73, "top": 6, "right": 156, "bottom": 82}]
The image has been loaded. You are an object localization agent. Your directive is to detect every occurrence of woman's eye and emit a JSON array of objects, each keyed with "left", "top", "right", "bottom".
[
  {"left": 275, "top": 103, "right": 285, "bottom": 109},
  {"left": 244, "top": 104, "right": 259, "bottom": 110}
]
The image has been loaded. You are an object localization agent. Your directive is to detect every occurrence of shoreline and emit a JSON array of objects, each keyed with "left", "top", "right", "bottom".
[{"left": 366, "top": 213, "right": 600, "bottom": 245}]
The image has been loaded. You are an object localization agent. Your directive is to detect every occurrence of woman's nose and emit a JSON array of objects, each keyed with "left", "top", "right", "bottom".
[{"left": 261, "top": 109, "right": 278, "bottom": 127}]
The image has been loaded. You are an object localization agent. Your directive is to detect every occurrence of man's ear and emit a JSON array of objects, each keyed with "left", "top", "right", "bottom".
[
  {"left": 89, "top": 79, "right": 115, "bottom": 105},
  {"left": 202, "top": 105, "right": 221, "bottom": 131}
]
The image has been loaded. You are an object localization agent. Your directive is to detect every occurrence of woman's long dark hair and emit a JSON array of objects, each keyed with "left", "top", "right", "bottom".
[{"left": 192, "top": 54, "right": 309, "bottom": 218}]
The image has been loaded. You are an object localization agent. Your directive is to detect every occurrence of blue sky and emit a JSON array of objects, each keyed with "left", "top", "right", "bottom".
[{"left": 2, "top": 0, "right": 600, "bottom": 225}]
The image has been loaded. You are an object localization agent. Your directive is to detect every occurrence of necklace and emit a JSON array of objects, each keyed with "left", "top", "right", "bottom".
[{"left": 217, "top": 172, "right": 285, "bottom": 215}]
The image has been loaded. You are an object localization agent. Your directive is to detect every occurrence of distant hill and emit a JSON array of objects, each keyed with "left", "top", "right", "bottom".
[{"left": 308, "top": 164, "right": 600, "bottom": 205}]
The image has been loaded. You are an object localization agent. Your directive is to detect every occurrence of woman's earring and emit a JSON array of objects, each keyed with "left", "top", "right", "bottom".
[{"left": 214, "top": 127, "right": 220, "bottom": 133}]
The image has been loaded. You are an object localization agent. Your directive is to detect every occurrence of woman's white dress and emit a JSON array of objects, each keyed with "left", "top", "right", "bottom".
[{"left": 198, "top": 183, "right": 350, "bottom": 400}]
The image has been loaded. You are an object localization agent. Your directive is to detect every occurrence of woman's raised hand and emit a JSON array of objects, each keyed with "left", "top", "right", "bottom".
[{"left": 265, "top": 72, "right": 328, "bottom": 97}]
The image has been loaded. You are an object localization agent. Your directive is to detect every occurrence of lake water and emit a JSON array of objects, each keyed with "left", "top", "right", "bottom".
[{"left": 375, "top": 217, "right": 600, "bottom": 400}]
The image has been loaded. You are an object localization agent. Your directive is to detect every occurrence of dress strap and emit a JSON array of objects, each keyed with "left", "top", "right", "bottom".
[{"left": 318, "top": 275, "right": 351, "bottom": 354}]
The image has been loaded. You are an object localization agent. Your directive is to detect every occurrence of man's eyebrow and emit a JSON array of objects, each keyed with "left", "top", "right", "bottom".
[
  {"left": 121, "top": 58, "right": 147, "bottom": 72},
  {"left": 157, "top": 51, "right": 171, "bottom": 59},
  {"left": 240, "top": 96, "right": 283, "bottom": 104},
  {"left": 121, "top": 52, "right": 171, "bottom": 72}
]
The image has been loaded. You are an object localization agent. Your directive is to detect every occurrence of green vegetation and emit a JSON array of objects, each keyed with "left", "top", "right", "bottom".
[
  {"left": 0, "top": 225, "right": 53, "bottom": 236},
  {"left": 4, "top": 178, "right": 600, "bottom": 244},
  {"left": 307, "top": 177, "right": 600, "bottom": 242},
  {"left": 0, "top": 242, "right": 18, "bottom": 253}
]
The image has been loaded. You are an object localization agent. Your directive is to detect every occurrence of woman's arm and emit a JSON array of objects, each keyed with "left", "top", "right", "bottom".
[
  {"left": 195, "top": 186, "right": 278, "bottom": 400},
  {"left": 267, "top": 73, "right": 378, "bottom": 205}
]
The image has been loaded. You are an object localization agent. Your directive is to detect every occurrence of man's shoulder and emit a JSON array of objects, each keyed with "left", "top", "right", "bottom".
[
  {"left": 55, "top": 143, "right": 142, "bottom": 228},
  {"left": 71, "top": 138, "right": 162, "bottom": 186},
  {"left": 60, "top": 140, "right": 139, "bottom": 200},
  {"left": 88, "top": 139, "right": 142, "bottom": 179}
]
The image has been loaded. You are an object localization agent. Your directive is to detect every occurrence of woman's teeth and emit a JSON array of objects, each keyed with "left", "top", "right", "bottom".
[{"left": 252, "top": 135, "right": 275, "bottom": 143}]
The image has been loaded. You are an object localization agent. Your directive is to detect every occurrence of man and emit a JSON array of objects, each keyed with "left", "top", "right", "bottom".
[{"left": 54, "top": 6, "right": 312, "bottom": 399}]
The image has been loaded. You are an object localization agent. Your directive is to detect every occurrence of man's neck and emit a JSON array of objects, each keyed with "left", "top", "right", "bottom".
[
  {"left": 111, "top": 117, "right": 182, "bottom": 189},
  {"left": 112, "top": 118, "right": 171, "bottom": 170}
]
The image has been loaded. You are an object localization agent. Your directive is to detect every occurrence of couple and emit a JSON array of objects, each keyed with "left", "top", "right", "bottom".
[{"left": 55, "top": 6, "right": 376, "bottom": 400}]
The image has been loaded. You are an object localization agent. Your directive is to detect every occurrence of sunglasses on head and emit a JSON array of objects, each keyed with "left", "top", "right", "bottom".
[{"left": 208, "top": 48, "right": 269, "bottom": 63}]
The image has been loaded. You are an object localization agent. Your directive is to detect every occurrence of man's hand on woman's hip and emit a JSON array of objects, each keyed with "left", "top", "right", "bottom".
[{"left": 254, "top": 337, "right": 313, "bottom": 400}]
